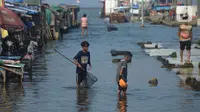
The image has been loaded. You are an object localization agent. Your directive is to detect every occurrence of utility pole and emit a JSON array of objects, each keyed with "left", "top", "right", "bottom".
[
  {"left": 197, "top": 0, "right": 200, "bottom": 26},
  {"left": 140, "top": 0, "right": 144, "bottom": 27},
  {"left": 198, "top": 0, "right": 200, "bottom": 18}
]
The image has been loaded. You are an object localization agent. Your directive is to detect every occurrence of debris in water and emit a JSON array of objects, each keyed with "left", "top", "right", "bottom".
[{"left": 149, "top": 78, "right": 158, "bottom": 86}]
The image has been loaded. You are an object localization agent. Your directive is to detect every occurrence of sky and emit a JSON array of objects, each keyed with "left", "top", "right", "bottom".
[{"left": 45, "top": 0, "right": 101, "bottom": 7}]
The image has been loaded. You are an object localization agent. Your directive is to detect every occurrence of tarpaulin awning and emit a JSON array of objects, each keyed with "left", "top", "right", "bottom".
[
  {"left": 8, "top": 7, "right": 28, "bottom": 14},
  {"left": 5, "top": 0, "right": 41, "bottom": 5},
  {"left": 5, "top": 0, "right": 23, "bottom": 3},
  {"left": 51, "top": 5, "right": 64, "bottom": 11},
  {"left": 0, "top": 7, "right": 24, "bottom": 29},
  {"left": 17, "top": 6, "right": 38, "bottom": 14},
  {"left": 132, "top": 4, "right": 139, "bottom": 9}
]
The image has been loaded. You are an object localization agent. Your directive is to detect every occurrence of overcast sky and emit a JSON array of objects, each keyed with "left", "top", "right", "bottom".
[{"left": 44, "top": 0, "right": 101, "bottom": 7}]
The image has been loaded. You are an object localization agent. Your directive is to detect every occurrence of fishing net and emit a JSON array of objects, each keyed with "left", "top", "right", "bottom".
[{"left": 80, "top": 72, "right": 98, "bottom": 88}]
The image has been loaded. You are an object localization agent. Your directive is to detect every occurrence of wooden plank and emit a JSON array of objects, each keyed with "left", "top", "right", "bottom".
[
  {"left": 0, "top": 69, "right": 6, "bottom": 83},
  {"left": 0, "top": 66, "right": 24, "bottom": 76},
  {"left": 3, "top": 64, "right": 25, "bottom": 68}
]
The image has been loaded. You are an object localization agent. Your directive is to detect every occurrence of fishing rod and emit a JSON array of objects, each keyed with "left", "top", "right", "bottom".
[{"left": 53, "top": 49, "right": 77, "bottom": 65}]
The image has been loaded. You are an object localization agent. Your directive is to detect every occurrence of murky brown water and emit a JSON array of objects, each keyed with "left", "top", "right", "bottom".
[{"left": 1, "top": 8, "right": 200, "bottom": 112}]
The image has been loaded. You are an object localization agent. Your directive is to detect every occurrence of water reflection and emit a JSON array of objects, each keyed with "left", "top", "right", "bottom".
[
  {"left": 116, "top": 95, "right": 128, "bottom": 112},
  {"left": 76, "top": 88, "right": 89, "bottom": 112},
  {"left": 0, "top": 83, "right": 24, "bottom": 112}
]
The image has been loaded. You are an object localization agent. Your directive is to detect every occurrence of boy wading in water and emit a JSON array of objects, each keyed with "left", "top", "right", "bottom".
[
  {"left": 74, "top": 41, "right": 92, "bottom": 88},
  {"left": 178, "top": 23, "right": 192, "bottom": 63},
  {"left": 116, "top": 53, "right": 132, "bottom": 97},
  {"left": 81, "top": 14, "right": 88, "bottom": 36}
]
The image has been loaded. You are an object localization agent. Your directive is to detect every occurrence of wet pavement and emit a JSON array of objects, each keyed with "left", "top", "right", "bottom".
[{"left": 0, "top": 8, "right": 200, "bottom": 112}]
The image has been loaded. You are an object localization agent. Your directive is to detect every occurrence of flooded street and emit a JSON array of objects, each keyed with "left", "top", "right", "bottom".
[{"left": 1, "top": 8, "right": 200, "bottom": 112}]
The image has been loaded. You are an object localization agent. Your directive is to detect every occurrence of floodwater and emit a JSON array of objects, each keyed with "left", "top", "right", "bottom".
[{"left": 1, "top": 8, "right": 200, "bottom": 112}]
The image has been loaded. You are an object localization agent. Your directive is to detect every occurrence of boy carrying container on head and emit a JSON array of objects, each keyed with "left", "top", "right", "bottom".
[
  {"left": 116, "top": 53, "right": 132, "bottom": 97},
  {"left": 74, "top": 41, "right": 92, "bottom": 88}
]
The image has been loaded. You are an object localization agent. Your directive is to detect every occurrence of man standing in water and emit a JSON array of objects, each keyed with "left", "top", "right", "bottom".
[
  {"left": 74, "top": 41, "right": 91, "bottom": 87},
  {"left": 81, "top": 14, "right": 88, "bottom": 36},
  {"left": 178, "top": 23, "right": 192, "bottom": 63},
  {"left": 116, "top": 53, "right": 132, "bottom": 97}
]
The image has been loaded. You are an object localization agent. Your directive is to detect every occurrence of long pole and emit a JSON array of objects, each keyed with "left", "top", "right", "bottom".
[
  {"left": 53, "top": 49, "right": 77, "bottom": 65},
  {"left": 140, "top": 0, "right": 144, "bottom": 27}
]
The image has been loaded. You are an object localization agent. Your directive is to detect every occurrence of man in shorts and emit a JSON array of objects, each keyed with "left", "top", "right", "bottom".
[
  {"left": 116, "top": 53, "right": 132, "bottom": 97},
  {"left": 178, "top": 23, "right": 192, "bottom": 62}
]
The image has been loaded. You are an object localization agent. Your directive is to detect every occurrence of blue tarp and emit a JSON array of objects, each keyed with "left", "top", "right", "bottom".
[
  {"left": 8, "top": 7, "right": 38, "bottom": 14},
  {"left": 153, "top": 6, "right": 171, "bottom": 10},
  {"left": 59, "top": 4, "right": 66, "bottom": 6},
  {"left": 5, "top": 4, "right": 38, "bottom": 14},
  {"left": 132, "top": 4, "right": 139, "bottom": 9},
  {"left": 18, "top": 6, "right": 38, "bottom": 14},
  {"left": 5, "top": 0, "right": 24, "bottom": 3},
  {"left": 8, "top": 7, "right": 27, "bottom": 14}
]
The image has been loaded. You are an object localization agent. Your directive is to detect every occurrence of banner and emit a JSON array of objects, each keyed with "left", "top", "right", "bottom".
[{"left": 0, "top": 0, "right": 4, "bottom": 7}]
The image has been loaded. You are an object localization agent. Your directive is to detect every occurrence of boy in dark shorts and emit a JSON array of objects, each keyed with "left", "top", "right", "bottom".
[
  {"left": 116, "top": 53, "right": 132, "bottom": 97},
  {"left": 178, "top": 23, "right": 192, "bottom": 62},
  {"left": 74, "top": 41, "right": 92, "bottom": 87}
]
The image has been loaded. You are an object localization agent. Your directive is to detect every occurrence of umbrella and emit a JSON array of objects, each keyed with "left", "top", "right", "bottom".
[{"left": 0, "top": 7, "right": 24, "bottom": 29}]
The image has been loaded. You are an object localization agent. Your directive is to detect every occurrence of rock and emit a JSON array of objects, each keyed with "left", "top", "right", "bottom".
[
  {"left": 112, "top": 59, "right": 131, "bottom": 63},
  {"left": 149, "top": 78, "right": 158, "bottom": 86},
  {"left": 185, "top": 77, "right": 193, "bottom": 86},
  {"left": 196, "top": 40, "right": 200, "bottom": 45},
  {"left": 140, "top": 24, "right": 145, "bottom": 27},
  {"left": 161, "top": 65, "right": 165, "bottom": 68},
  {"left": 176, "top": 70, "right": 181, "bottom": 75},
  {"left": 185, "top": 77, "right": 200, "bottom": 91},
  {"left": 182, "top": 63, "right": 194, "bottom": 68},
  {"left": 137, "top": 41, "right": 152, "bottom": 47},
  {"left": 163, "top": 61, "right": 193, "bottom": 68},
  {"left": 110, "top": 49, "right": 132, "bottom": 56},
  {"left": 150, "top": 15, "right": 163, "bottom": 24},
  {"left": 169, "top": 52, "right": 177, "bottom": 58},
  {"left": 146, "top": 41, "right": 152, "bottom": 44},
  {"left": 107, "top": 24, "right": 118, "bottom": 32},
  {"left": 198, "top": 62, "right": 200, "bottom": 69}
]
